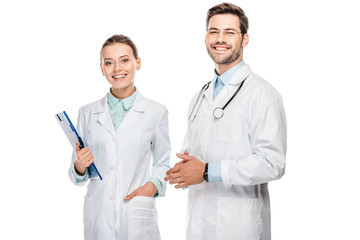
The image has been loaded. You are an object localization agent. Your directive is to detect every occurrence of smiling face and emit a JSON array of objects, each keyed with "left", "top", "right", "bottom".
[
  {"left": 100, "top": 43, "right": 141, "bottom": 99},
  {"left": 205, "top": 14, "right": 248, "bottom": 74}
]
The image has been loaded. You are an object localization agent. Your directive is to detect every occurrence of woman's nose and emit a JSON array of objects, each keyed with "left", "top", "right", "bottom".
[{"left": 114, "top": 62, "right": 122, "bottom": 71}]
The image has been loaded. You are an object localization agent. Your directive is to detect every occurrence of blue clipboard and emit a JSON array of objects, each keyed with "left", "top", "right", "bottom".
[{"left": 55, "top": 111, "right": 103, "bottom": 180}]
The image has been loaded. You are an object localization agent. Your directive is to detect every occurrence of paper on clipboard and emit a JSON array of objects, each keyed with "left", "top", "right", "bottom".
[{"left": 55, "top": 111, "right": 103, "bottom": 180}]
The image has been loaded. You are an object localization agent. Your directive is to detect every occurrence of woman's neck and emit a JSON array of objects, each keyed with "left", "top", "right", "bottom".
[{"left": 111, "top": 85, "right": 135, "bottom": 99}]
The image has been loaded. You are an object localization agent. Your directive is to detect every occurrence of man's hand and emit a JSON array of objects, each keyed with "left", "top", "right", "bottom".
[
  {"left": 124, "top": 182, "right": 158, "bottom": 200},
  {"left": 164, "top": 153, "right": 205, "bottom": 188}
]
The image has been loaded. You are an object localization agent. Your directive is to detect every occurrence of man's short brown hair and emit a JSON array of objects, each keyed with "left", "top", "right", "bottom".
[{"left": 206, "top": 2, "right": 249, "bottom": 34}]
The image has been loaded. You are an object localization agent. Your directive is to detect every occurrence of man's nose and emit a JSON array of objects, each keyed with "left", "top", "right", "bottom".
[{"left": 216, "top": 32, "right": 226, "bottom": 43}]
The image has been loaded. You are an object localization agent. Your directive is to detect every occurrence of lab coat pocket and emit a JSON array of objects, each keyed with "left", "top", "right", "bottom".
[
  {"left": 215, "top": 113, "right": 248, "bottom": 142},
  {"left": 128, "top": 196, "right": 161, "bottom": 240},
  {"left": 217, "top": 197, "right": 262, "bottom": 240},
  {"left": 83, "top": 196, "right": 92, "bottom": 240}
]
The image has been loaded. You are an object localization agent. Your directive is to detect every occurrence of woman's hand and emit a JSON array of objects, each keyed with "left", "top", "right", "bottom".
[
  {"left": 74, "top": 142, "right": 94, "bottom": 175},
  {"left": 124, "top": 182, "right": 158, "bottom": 200}
]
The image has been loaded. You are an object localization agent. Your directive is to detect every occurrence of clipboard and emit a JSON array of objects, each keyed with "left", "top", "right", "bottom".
[{"left": 55, "top": 111, "right": 103, "bottom": 180}]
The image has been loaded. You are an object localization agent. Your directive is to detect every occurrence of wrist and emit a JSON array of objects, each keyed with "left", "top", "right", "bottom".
[
  {"left": 146, "top": 182, "right": 158, "bottom": 195},
  {"left": 74, "top": 162, "right": 86, "bottom": 176},
  {"left": 203, "top": 163, "right": 209, "bottom": 182}
]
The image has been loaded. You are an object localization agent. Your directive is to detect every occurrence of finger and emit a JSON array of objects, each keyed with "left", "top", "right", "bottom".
[
  {"left": 174, "top": 160, "right": 185, "bottom": 167},
  {"left": 78, "top": 147, "right": 91, "bottom": 156},
  {"left": 124, "top": 190, "right": 137, "bottom": 201},
  {"left": 84, "top": 157, "right": 94, "bottom": 167},
  {"left": 167, "top": 172, "right": 182, "bottom": 180},
  {"left": 176, "top": 153, "right": 193, "bottom": 161},
  {"left": 169, "top": 177, "right": 184, "bottom": 185},
  {"left": 166, "top": 165, "right": 181, "bottom": 175},
  {"left": 78, "top": 148, "right": 92, "bottom": 161},
  {"left": 184, "top": 152, "right": 189, "bottom": 155},
  {"left": 75, "top": 142, "right": 80, "bottom": 151},
  {"left": 175, "top": 182, "right": 188, "bottom": 189},
  {"left": 78, "top": 155, "right": 94, "bottom": 168},
  {"left": 84, "top": 152, "right": 94, "bottom": 162}
]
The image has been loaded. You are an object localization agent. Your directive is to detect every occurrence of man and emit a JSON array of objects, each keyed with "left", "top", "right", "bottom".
[{"left": 165, "top": 3, "right": 287, "bottom": 240}]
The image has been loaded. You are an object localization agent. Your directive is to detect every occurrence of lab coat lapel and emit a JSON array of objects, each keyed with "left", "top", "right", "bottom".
[
  {"left": 203, "top": 81, "right": 214, "bottom": 105},
  {"left": 203, "top": 65, "right": 251, "bottom": 106},
  {"left": 116, "top": 92, "right": 146, "bottom": 133},
  {"left": 95, "top": 95, "right": 116, "bottom": 137},
  {"left": 212, "top": 64, "right": 252, "bottom": 106}
]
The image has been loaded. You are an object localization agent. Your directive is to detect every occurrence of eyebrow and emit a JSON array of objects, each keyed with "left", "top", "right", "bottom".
[
  {"left": 208, "top": 27, "right": 238, "bottom": 31},
  {"left": 103, "top": 55, "right": 130, "bottom": 61}
]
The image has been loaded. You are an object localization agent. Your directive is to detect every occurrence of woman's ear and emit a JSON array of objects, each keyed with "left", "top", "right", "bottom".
[
  {"left": 100, "top": 63, "right": 104, "bottom": 75},
  {"left": 136, "top": 57, "right": 141, "bottom": 70}
]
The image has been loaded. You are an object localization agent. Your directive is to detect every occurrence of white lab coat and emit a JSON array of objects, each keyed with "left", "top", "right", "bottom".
[
  {"left": 68, "top": 92, "right": 171, "bottom": 240},
  {"left": 182, "top": 64, "right": 287, "bottom": 240}
]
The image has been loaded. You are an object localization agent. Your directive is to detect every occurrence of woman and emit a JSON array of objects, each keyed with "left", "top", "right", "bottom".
[{"left": 68, "top": 34, "right": 171, "bottom": 240}]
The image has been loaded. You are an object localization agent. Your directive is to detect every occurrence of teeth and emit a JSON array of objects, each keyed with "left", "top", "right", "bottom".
[
  {"left": 215, "top": 47, "right": 228, "bottom": 50},
  {"left": 114, "top": 75, "right": 126, "bottom": 79}
]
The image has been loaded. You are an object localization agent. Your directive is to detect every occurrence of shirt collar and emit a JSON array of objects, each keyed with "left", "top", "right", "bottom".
[
  {"left": 107, "top": 87, "right": 138, "bottom": 110},
  {"left": 213, "top": 60, "right": 245, "bottom": 85}
]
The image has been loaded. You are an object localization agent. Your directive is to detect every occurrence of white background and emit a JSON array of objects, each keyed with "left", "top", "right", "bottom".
[{"left": 1, "top": 0, "right": 359, "bottom": 239}]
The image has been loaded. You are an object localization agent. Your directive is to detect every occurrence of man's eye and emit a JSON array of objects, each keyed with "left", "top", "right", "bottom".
[
  {"left": 226, "top": 31, "right": 235, "bottom": 35},
  {"left": 122, "top": 59, "right": 129, "bottom": 63}
]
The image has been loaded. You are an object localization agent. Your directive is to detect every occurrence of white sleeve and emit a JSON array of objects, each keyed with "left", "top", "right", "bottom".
[
  {"left": 222, "top": 87, "right": 287, "bottom": 187},
  {"left": 150, "top": 108, "right": 171, "bottom": 197}
]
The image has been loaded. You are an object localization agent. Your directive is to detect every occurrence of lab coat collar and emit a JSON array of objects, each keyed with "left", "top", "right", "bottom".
[
  {"left": 107, "top": 88, "right": 139, "bottom": 110},
  {"left": 93, "top": 92, "right": 146, "bottom": 137},
  {"left": 213, "top": 60, "right": 246, "bottom": 86},
  {"left": 228, "top": 64, "right": 251, "bottom": 86},
  {"left": 116, "top": 92, "right": 146, "bottom": 132},
  {"left": 204, "top": 64, "right": 251, "bottom": 103}
]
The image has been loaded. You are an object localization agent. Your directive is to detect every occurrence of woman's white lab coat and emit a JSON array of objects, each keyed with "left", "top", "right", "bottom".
[
  {"left": 68, "top": 92, "right": 171, "bottom": 240},
  {"left": 182, "top": 65, "right": 287, "bottom": 240}
]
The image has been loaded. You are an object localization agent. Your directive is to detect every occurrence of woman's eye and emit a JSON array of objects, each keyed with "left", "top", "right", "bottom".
[
  {"left": 122, "top": 59, "right": 129, "bottom": 63},
  {"left": 105, "top": 62, "right": 113, "bottom": 66}
]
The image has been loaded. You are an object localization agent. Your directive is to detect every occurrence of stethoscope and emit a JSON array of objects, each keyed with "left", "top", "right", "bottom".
[{"left": 189, "top": 76, "right": 248, "bottom": 121}]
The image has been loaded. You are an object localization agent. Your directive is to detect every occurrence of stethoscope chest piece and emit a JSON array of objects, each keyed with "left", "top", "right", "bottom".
[{"left": 213, "top": 107, "right": 224, "bottom": 119}]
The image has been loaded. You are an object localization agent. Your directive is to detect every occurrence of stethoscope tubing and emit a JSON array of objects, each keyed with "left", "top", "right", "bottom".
[
  {"left": 188, "top": 81, "right": 211, "bottom": 121},
  {"left": 189, "top": 76, "right": 247, "bottom": 121}
]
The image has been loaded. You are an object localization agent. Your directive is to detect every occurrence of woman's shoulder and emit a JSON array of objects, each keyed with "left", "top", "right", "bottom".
[
  {"left": 78, "top": 95, "right": 107, "bottom": 115},
  {"left": 136, "top": 92, "right": 168, "bottom": 113}
]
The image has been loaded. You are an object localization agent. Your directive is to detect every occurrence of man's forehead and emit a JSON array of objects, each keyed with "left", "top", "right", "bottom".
[{"left": 208, "top": 14, "right": 240, "bottom": 29}]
